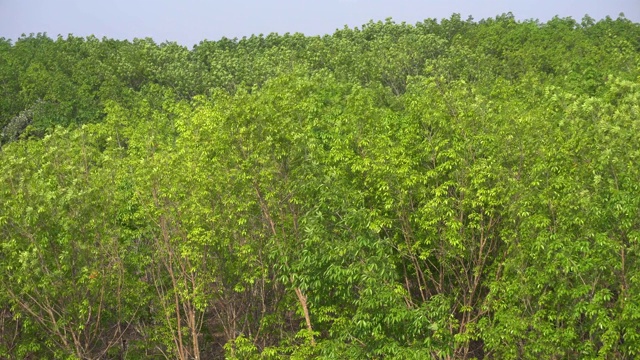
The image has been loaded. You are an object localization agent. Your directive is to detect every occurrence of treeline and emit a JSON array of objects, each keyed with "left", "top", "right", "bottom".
[{"left": 0, "top": 13, "right": 639, "bottom": 359}]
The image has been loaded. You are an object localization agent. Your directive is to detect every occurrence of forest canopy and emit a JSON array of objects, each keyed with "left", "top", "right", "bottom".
[{"left": 1, "top": 13, "right": 640, "bottom": 359}]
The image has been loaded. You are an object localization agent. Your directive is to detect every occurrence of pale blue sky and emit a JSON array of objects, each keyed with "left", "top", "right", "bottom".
[{"left": 1, "top": 0, "right": 638, "bottom": 47}]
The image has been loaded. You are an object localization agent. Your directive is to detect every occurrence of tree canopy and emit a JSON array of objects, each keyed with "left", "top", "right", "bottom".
[{"left": 1, "top": 13, "right": 640, "bottom": 359}]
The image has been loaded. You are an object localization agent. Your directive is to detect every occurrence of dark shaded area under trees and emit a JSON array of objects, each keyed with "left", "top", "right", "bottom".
[{"left": 1, "top": 13, "right": 640, "bottom": 359}]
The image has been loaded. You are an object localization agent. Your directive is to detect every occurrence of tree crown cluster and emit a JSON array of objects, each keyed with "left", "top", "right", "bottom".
[{"left": 1, "top": 13, "right": 640, "bottom": 359}]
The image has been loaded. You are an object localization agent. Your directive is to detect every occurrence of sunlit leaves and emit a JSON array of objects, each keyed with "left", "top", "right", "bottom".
[{"left": 1, "top": 14, "right": 640, "bottom": 360}]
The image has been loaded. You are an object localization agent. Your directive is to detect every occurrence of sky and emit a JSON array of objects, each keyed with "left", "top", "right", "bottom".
[{"left": 1, "top": 0, "right": 638, "bottom": 48}]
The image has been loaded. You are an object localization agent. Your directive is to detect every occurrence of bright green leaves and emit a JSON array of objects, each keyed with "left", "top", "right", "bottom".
[
  {"left": 1, "top": 14, "right": 640, "bottom": 360},
  {"left": 477, "top": 74, "right": 640, "bottom": 359},
  {"left": 0, "top": 125, "right": 142, "bottom": 359}
]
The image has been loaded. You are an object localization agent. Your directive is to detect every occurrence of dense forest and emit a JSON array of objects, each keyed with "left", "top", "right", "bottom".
[{"left": 1, "top": 13, "right": 639, "bottom": 359}]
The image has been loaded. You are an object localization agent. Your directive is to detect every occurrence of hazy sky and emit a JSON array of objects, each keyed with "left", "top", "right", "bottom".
[{"left": 1, "top": 0, "right": 638, "bottom": 47}]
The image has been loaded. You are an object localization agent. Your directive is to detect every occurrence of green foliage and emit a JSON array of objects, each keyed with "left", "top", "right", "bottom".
[{"left": 1, "top": 13, "right": 639, "bottom": 359}]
